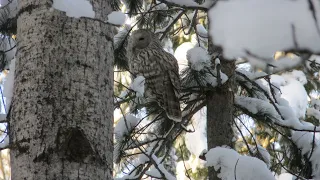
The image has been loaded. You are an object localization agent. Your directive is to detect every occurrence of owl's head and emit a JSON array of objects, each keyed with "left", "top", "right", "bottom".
[{"left": 129, "top": 29, "right": 154, "bottom": 50}]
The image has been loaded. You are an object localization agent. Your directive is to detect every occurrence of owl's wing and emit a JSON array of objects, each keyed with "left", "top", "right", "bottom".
[
  {"left": 155, "top": 52, "right": 180, "bottom": 95},
  {"left": 150, "top": 52, "right": 181, "bottom": 122}
]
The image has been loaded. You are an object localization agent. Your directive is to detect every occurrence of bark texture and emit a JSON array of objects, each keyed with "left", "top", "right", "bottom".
[
  {"left": 207, "top": 43, "right": 235, "bottom": 180},
  {"left": 10, "top": 0, "right": 114, "bottom": 179}
]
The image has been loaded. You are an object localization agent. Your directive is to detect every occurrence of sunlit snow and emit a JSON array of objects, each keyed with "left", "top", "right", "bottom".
[
  {"left": 107, "top": 11, "right": 127, "bottom": 26},
  {"left": 52, "top": 0, "right": 95, "bottom": 18},
  {"left": 205, "top": 147, "right": 275, "bottom": 180},
  {"left": 209, "top": 0, "right": 320, "bottom": 59}
]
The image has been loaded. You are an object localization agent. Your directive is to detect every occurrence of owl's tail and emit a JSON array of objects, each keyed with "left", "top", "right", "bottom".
[{"left": 163, "top": 84, "right": 182, "bottom": 122}]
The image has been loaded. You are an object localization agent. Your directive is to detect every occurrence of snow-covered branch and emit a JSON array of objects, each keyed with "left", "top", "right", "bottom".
[
  {"left": 158, "top": 0, "right": 213, "bottom": 11},
  {"left": 204, "top": 147, "right": 275, "bottom": 180}
]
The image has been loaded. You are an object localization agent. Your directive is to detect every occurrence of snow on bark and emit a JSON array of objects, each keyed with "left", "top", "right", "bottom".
[{"left": 52, "top": 0, "right": 95, "bottom": 18}]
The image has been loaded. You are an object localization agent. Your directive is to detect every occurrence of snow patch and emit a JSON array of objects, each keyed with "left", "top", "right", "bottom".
[
  {"left": 209, "top": 0, "right": 320, "bottom": 59},
  {"left": 107, "top": 11, "right": 127, "bottom": 26},
  {"left": 114, "top": 114, "right": 140, "bottom": 140},
  {"left": 186, "top": 47, "right": 211, "bottom": 71},
  {"left": 52, "top": 0, "right": 95, "bottom": 18},
  {"left": 196, "top": 24, "right": 208, "bottom": 38},
  {"left": 205, "top": 147, "right": 275, "bottom": 180}
]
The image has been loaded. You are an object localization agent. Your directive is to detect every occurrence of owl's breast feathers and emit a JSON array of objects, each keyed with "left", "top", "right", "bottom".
[{"left": 129, "top": 45, "right": 182, "bottom": 122}]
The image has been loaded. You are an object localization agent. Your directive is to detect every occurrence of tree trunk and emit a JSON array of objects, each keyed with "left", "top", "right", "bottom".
[
  {"left": 10, "top": 1, "right": 114, "bottom": 179},
  {"left": 206, "top": 41, "right": 235, "bottom": 180}
]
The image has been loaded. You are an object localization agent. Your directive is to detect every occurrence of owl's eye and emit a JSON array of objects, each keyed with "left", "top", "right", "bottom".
[{"left": 139, "top": 37, "right": 145, "bottom": 41}]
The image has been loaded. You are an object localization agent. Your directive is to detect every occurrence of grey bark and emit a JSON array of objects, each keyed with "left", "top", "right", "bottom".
[
  {"left": 10, "top": 0, "right": 114, "bottom": 179},
  {"left": 206, "top": 42, "right": 235, "bottom": 180}
]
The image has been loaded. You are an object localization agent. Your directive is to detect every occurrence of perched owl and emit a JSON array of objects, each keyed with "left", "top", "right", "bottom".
[{"left": 127, "top": 29, "right": 181, "bottom": 122}]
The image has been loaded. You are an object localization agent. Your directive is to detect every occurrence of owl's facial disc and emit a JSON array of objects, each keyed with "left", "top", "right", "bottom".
[{"left": 134, "top": 32, "right": 151, "bottom": 49}]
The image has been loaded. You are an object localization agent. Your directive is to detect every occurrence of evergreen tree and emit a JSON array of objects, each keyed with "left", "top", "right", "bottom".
[
  {"left": 113, "top": 0, "right": 320, "bottom": 179},
  {"left": 0, "top": 0, "right": 320, "bottom": 180}
]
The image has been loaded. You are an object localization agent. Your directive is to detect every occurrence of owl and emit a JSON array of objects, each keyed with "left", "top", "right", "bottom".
[{"left": 127, "top": 29, "right": 181, "bottom": 122}]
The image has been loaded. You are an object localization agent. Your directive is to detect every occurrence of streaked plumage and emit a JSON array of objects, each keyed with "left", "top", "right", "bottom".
[{"left": 127, "top": 29, "right": 181, "bottom": 122}]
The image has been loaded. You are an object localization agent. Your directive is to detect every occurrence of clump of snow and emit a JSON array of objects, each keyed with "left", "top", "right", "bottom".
[
  {"left": 115, "top": 147, "right": 176, "bottom": 180},
  {"left": 285, "top": 70, "right": 307, "bottom": 85},
  {"left": 208, "top": 0, "right": 320, "bottom": 59},
  {"left": 184, "top": 48, "right": 228, "bottom": 87},
  {"left": 107, "top": 11, "right": 127, "bottom": 26},
  {"left": 311, "top": 98, "right": 320, "bottom": 110},
  {"left": 307, "top": 108, "right": 320, "bottom": 122},
  {"left": 255, "top": 70, "right": 308, "bottom": 119},
  {"left": 130, "top": 76, "right": 145, "bottom": 97},
  {"left": 114, "top": 24, "right": 130, "bottom": 50},
  {"left": 235, "top": 96, "right": 281, "bottom": 122},
  {"left": 251, "top": 145, "right": 271, "bottom": 167},
  {"left": 118, "top": 75, "right": 145, "bottom": 100},
  {"left": 292, "top": 131, "right": 320, "bottom": 178},
  {"left": 186, "top": 47, "right": 211, "bottom": 71},
  {"left": 205, "top": 147, "right": 275, "bottom": 180},
  {"left": 114, "top": 114, "right": 140, "bottom": 140},
  {"left": 52, "top": 0, "right": 95, "bottom": 18},
  {"left": 196, "top": 24, "right": 208, "bottom": 38},
  {"left": 155, "top": 1, "right": 168, "bottom": 10},
  {"left": 276, "top": 173, "right": 295, "bottom": 180},
  {"left": 115, "top": 152, "right": 150, "bottom": 180},
  {"left": 276, "top": 105, "right": 304, "bottom": 128},
  {"left": 292, "top": 131, "right": 315, "bottom": 155},
  {"left": 235, "top": 95, "right": 318, "bottom": 131},
  {"left": 176, "top": 157, "right": 206, "bottom": 179},
  {"left": 274, "top": 72, "right": 308, "bottom": 119},
  {"left": 146, "top": 155, "right": 176, "bottom": 180}
]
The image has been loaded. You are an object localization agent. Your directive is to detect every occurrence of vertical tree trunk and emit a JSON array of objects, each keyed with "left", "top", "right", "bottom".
[
  {"left": 10, "top": 0, "right": 114, "bottom": 179},
  {"left": 206, "top": 41, "right": 235, "bottom": 180}
]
